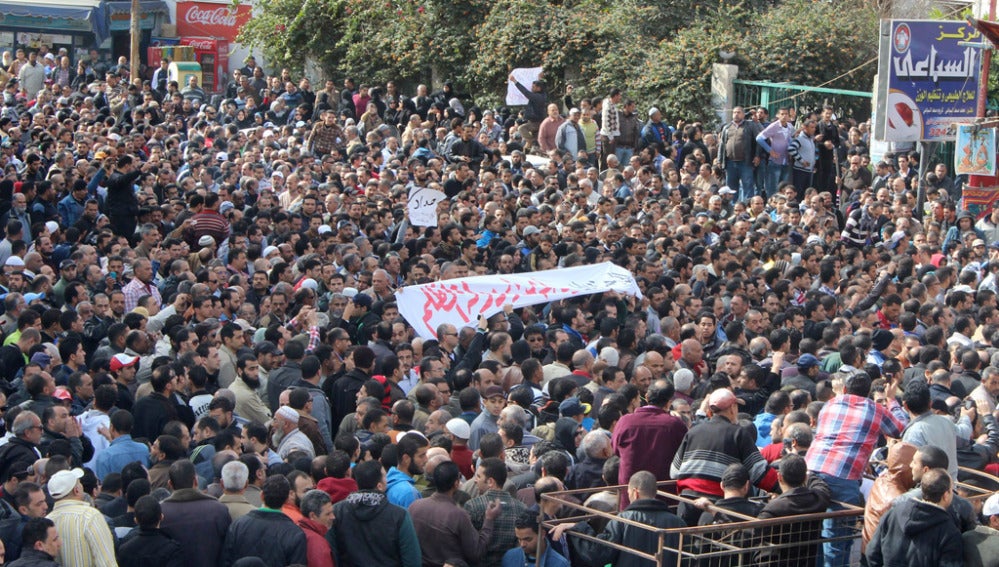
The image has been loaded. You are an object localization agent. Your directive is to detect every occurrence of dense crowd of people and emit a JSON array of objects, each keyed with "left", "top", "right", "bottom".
[{"left": 0, "top": 46, "right": 992, "bottom": 567}]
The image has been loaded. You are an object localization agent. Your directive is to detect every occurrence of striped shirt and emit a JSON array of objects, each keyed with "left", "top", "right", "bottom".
[
  {"left": 806, "top": 394, "right": 909, "bottom": 480},
  {"left": 671, "top": 415, "right": 776, "bottom": 497},
  {"left": 189, "top": 210, "right": 231, "bottom": 248},
  {"left": 47, "top": 498, "right": 117, "bottom": 567}
]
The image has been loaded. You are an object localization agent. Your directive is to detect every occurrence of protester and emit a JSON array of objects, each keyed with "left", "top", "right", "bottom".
[
  {"left": 611, "top": 378, "right": 686, "bottom": 506},
  {"left": 115, "top": 495, "right": 184, "bottom": 567},
  {"left": 409, "top": 460, "right": 499, "bottom": 566},
  {"left": 552, "top": 470, "right": 685, "bottom": 567},
  {"left": 329, "top": 459, "right": 421, "bottom": 567},
  {"left": 223, "top": 474, "right": 307, "bottom": 566},
  {"left": 45, "top": 468, "right": 115, "bottom": 567},
  {"left": 866, "top": 468, "right": 964, "bottom": 567},
  {"left": 6, "top": 517, "right": 60, "bottom": 567}
]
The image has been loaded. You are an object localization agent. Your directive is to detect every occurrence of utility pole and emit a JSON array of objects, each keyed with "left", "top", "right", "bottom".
[
  {"left": 130, "top": 0, "right": 140, "bottom": 82},
  {"left": 967, "top": 3, "right": 999, "bottom": 193},
  {"left": 978, "top": 0, "right": 997, "bottom": 117}
]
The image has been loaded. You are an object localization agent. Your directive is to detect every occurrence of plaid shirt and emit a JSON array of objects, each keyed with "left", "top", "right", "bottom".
[
  {"left": 806, "top": 394, "right": 909, "bottom": 480},
  {"left": 465, "top": 489, "right": 526, "bottom": 567},
  {"left": 122, "top": 276, "right": 162, "bottom": 313}
]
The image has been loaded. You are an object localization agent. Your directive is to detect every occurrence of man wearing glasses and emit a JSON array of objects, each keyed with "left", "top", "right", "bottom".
[
  {"left": 435, "top": 324, "right": 460, "bottom": 365},
  {"left": 0, "top": 411, "right": 43, "bottom": 480}
]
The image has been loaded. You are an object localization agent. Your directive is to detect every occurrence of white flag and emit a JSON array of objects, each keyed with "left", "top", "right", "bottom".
[{"left": 506, "top": 67, "right": 543, "bottom": 105}]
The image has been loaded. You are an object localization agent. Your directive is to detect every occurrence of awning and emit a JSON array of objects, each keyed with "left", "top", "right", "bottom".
[
  {"left": 105, "top": 0, "right": 167, "bottom": 17},
  {"left": 0, "top": 0, "right": 108, "bottom": 42}
]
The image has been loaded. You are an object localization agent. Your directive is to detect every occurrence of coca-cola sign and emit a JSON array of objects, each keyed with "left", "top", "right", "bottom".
[
  {"left": 176, "top": 1, "right": 252, "bottom": 42},
  {"left": 182, "top": 39, "right": 216, "bottom": 51}
]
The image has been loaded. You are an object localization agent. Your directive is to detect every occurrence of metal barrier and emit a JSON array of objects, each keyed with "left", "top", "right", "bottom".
[
  {"left": 541, "top": 480, "right": 865, "bottom": 567},
  {"left": 732, "top": 79, "right": 872, "bottom": 122},
  {"left": 957, "top": 466, "right": 999, "bottom": 505}
]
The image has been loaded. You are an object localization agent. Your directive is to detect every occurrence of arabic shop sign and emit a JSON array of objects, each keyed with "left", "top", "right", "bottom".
[
  {"left": 0, "top": 14, "right": 92, "bottom": 33},
  {"left": 879, "top": 20, "right": 981, "bottom": 142}
]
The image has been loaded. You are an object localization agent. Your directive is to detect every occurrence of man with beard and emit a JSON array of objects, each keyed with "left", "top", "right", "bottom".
[
  {"left": 76, "top": 195, "right": 114, "bottom": 250},
  {"left": 231, "top": 354, "right": 271, "bottom": 425},
  {"left": 1, "top": 192, "right": 31, "bottom": 242},
  {"left": 245, "top": 271, "right": 270, "bottom": 310},
  {"left": 385, "top": 434, "right": 428, "bottom": 509},
  {"left": 272, "top": 406, "right": 315, "bottom": 459}
]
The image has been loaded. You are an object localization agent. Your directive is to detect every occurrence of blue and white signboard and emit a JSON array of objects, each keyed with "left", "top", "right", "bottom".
[{"left": 880, "top": 20, "right": 981, "bottom": 142}]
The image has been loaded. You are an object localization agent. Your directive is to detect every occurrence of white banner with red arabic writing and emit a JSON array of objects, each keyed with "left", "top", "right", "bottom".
[{"left": 395, "top": 262, "right": 642, "bottom": 340}]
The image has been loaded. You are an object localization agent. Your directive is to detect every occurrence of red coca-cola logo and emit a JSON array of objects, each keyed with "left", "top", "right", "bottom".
[
  {"left": 184, "top": 5, "right": 238, "bottom": 29},
  {"left": 176, "top": 2, "right": 251, "bottom": 41},
  {"left": 184, "top": 39, "right": 215, "bottom": 50}
]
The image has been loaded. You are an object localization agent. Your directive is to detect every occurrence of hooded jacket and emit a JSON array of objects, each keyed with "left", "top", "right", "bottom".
[
  {"left": 943, "top": 210, "right": 985, "bottom": 253},
  {"left": 865, "top": 495, "right": 964, "bottom": 567},
  {"left": 298, "top": 517, "right": 334, "bottom": 567},
  {"left": 863, "top": 442, "right": 917, "bottom": 550},
  {"left": 553, "top": 417, "right": 579, "bottom": 464},
  {"left": 317, "top": 476, "right": 358, "bottom": 504},
  {"left": 385, "top": 466, "right": 420, "bottom": 509},
  {"left": 79, "top": 409, "right": 110, "bottom": 468},
  {"left": 329, "top": 491, "right": 421, "bottom": 567},
  {"left": 329, "top": 368, "right": 369, "bottom": 428}
]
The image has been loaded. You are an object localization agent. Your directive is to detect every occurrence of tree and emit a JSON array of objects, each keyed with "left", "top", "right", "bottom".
[
  {"left": 742, "top": 0, "right": 879, "bottom": 119},
  {"left": 617, "top": 2, "right": 751, "bottom": 126},
  {"left": 465, "top": 0, "right": 620, "bottom": 106},
  {"left": 243, "top": 0, "right": 880, "bottom": 125},
  {"left": 239, "top": 0, "right": 350, "bottom": 74}
]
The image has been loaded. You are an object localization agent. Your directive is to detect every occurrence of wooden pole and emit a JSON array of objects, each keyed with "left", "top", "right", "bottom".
[{"left": 130, "top": 0, "right": 140, "bottom": 81}]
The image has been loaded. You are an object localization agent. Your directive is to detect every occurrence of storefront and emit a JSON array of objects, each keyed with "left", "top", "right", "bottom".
[
  {"left": 174, "top": 0, "right": 248, "bottom": 92},
  {"left": 0, "top": 0, "right": 108, "bottom": 61},
  {"left": 106, "top": 0, "right": 168, "bottom": 64}
]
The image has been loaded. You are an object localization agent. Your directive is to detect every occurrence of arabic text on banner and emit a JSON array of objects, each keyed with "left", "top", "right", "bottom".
[
  {"left": 883, "top": 20, "right": 981, "bottom": 142},
  {"left": 506, "top": 67, "right": 543, "bottom": 106},
  {"left": 395, "top": 262, "right": 642, "bottom": 340}
]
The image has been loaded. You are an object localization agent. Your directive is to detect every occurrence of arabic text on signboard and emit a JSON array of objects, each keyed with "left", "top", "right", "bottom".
[{"left": 882, "top": 21, "right": 982, "bottom": 142}]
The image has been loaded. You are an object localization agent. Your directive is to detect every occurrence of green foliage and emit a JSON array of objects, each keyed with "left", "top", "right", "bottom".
[
  {"left": 987, "top": 59, "right": 999, "bottom": 113},
  {"left": 243, "top": 0, "right": 879, "bottom": 123},
  {"left": 464, "top": 0, "right": 623, "bottom": 107},
  {"left": 621, "top": 1, "right": 752, "bottom": 127},
  {"left": 239, "top": 0, "right": 349, "bottom": 74},
  {"left": 741, "top": 0, "right": 878, "bottom": 117}
]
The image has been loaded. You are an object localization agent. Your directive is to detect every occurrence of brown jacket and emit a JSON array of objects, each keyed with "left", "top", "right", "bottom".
[
  {"left": 296, "top": 411, "right": 328, "bottom": 456},
  {"left": 148, "top": 460, "right": 173, "bottom": 490},
  {"left": 862, "top": 441, "right": 917, "bottom": 551}
]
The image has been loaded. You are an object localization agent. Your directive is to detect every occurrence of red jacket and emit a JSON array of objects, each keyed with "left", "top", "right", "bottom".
[
  {"left": 298, "top": 516, "right": 336, "bottom": 567},
  {"left": 317, "top": 476, "right": 358, "bottom": 504},
  {"left": 451, "top": 444, "right": 474, "bottom": 480},
  {"left": 760, "top": 442, "right": 784, "bottom": 463}
]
